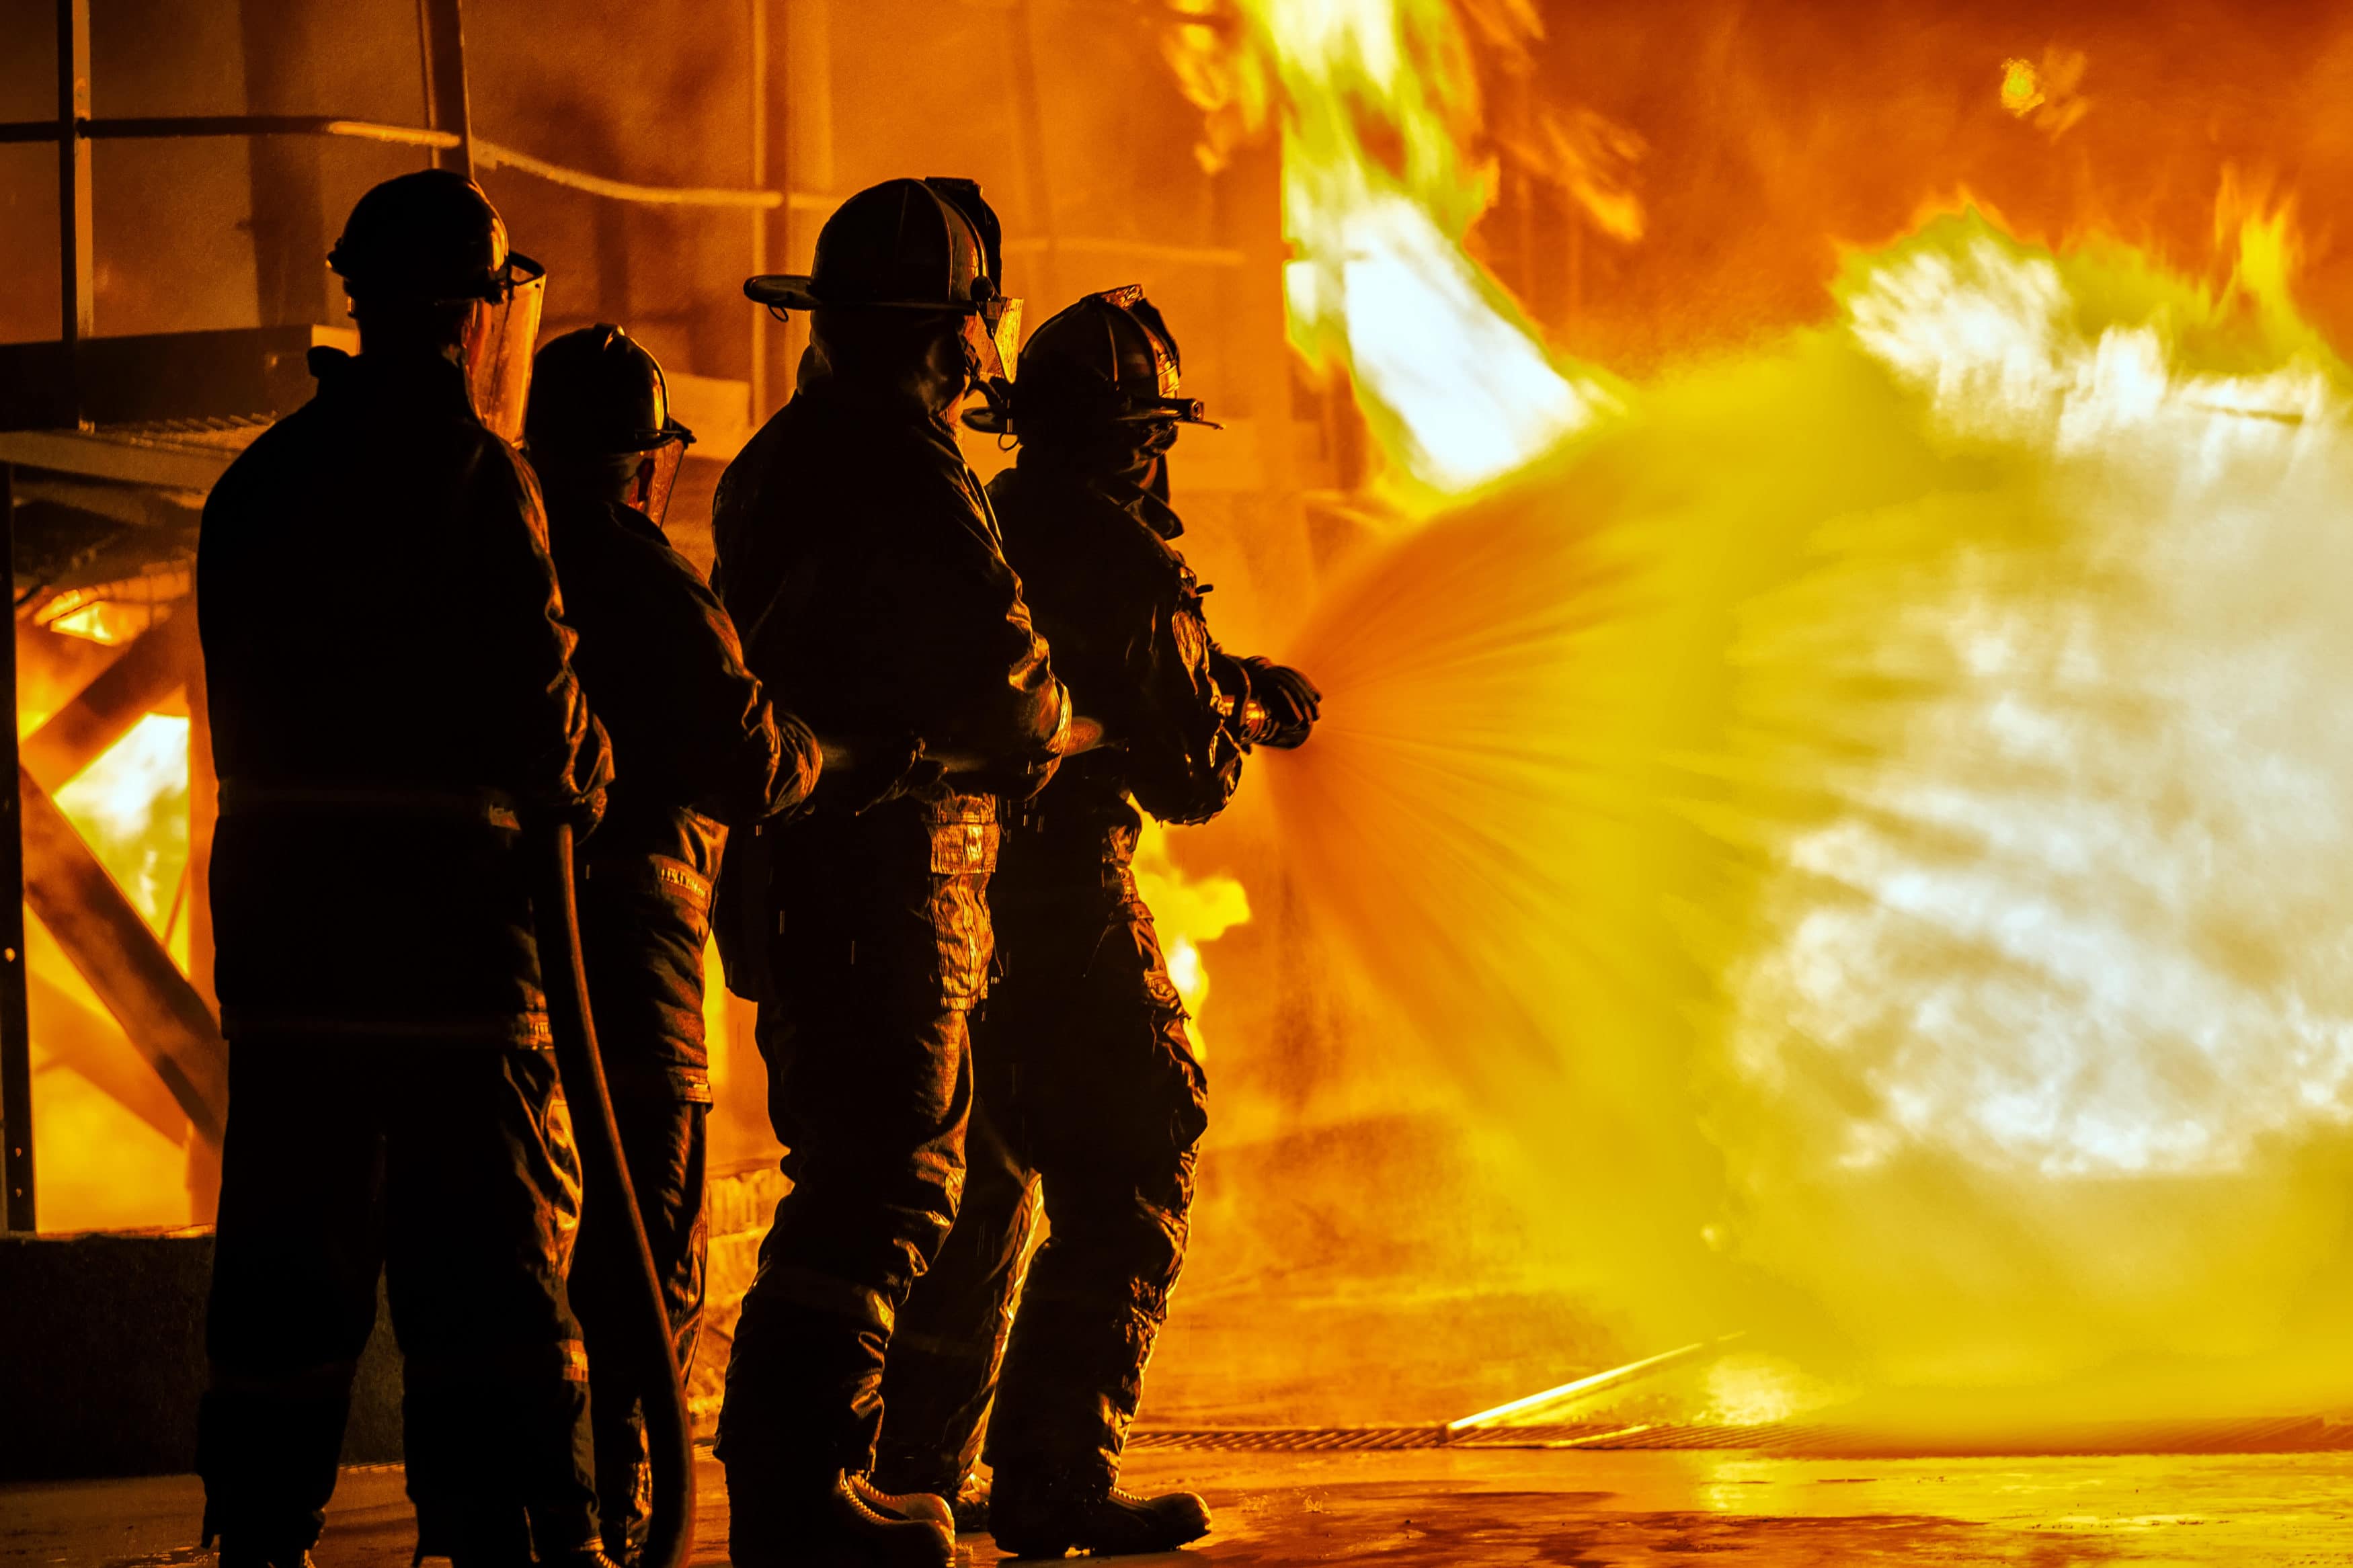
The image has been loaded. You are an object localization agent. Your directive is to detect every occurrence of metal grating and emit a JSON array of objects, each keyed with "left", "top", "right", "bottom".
[{"left": 1127, "top": 1417, "right": 2353, "bottom": 1457}]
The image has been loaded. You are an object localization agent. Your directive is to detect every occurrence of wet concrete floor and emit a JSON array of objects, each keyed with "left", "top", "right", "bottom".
[{"left": 9, "top": 1446, "right": 2353, "bottom": 1565}]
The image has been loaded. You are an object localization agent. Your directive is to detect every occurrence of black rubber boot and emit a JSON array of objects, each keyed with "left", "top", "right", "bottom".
[
  {"left": 729, "top": 1468, "right": 958, "bottom": 1568},
  {"left": 989, "top": 1477, "right": 1212, "bottom": 1559},
  {"left": 849, "top": 1471, "right": 957, "bottom": 1532},
  {"left": 948, "top": 1476, "right": 990, "bottom": 1536}
]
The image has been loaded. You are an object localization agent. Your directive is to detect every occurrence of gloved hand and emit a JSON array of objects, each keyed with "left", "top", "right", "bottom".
[
  {"left": 1239, "top": 657, "right": 1321, "bottom": 749},
  {"left": 815, "top": 733, "right": 947, "bottom": 815}
]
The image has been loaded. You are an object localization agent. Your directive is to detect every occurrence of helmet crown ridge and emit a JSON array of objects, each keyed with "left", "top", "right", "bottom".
[
  {"left": 975, "top": 285, "right": 1218, "bottom": 435},
  {"left": 328, "top": 168, "right": 538, "bottom": 303},
  {"left": 524, "top": 323, "right": 696, "bottom": 456},
  {"left": 742, "top": 177, "right": 1005, "bottom": 315}
]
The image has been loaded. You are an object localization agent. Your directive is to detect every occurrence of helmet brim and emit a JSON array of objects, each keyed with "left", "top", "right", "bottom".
[
  {"left": 744, "top": 274, "right": 1014, "bottom": 321},
  {"left": 745, "top": 274, "right": 826, "bottom": 311}
]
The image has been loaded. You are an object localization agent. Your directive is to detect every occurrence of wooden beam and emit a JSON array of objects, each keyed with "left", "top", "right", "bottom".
[{"left": 19, "top": 767, "right": 225, "bottom": 1147}]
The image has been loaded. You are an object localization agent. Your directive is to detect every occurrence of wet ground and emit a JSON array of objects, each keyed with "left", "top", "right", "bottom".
[{"left": 9, "top": 1445, "right": 2353, "bottom": 1566}]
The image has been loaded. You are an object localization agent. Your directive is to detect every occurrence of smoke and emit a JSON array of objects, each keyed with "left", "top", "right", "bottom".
[{"left": 1263, "top": 210, "right": 2353, "bottom": 1420}]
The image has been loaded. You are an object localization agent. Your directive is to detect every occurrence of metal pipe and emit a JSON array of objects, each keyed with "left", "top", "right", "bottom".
[
  {"left": 0, "top": 118, "right": 804, "bottom": 210},
  {"left": 417, "top": 0, "right": 473, "bottom": 178},
  {"left": 475, "top": 138, "right": 783, "bottom": 209},
  {"left": 0, "top": 114, "right": 460, "bottom": 147},
  {"left": 56, "top": 0, "right": 92, "bottom": 411},
  {"left": 748, "top": 0, "right": 771, "bottom": 417}
]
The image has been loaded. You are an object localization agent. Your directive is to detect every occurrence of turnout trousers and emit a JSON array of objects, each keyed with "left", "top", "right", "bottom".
[
  {"left": 873, "top": 862, "right": 1208, "bottom": 1496},
  {"left": 569, "top": 850, "right": 717, "bottom": 1559},
  {"left": 570, "top": 1088, "right": 707, "bottom": 1558},
  {"left": 714, "top": 972, "right": 973, "bottom": 1492},
  {"left": 198, "top": 1040, "right": 598, "bottom": 1560}
]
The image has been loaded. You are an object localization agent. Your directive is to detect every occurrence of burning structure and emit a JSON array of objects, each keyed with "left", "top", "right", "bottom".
[{"left": 11, "top": 0, "right": 2353, "bottom": 1541}]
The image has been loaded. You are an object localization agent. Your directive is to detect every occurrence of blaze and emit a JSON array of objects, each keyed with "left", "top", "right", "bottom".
[
  {"left": 1172, "top": 0, "right": 1618, "bottom": 503},
  {"left": 1162, "top": 0, "right": 2353, "bottom": 1426},
  {"left": 30, "top": 710, "right": 198, "bottom": 1232},
  {"left": 1131, "top": 821, "right": 1250, "bottom": 1058}
]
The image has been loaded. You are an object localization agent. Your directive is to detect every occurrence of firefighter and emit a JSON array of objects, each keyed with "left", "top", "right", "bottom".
[
  {"left": 196, "top": 171, "right": 613, "bottom": 1564},
  {"left": 871, "top": 286, "right": 1320, "bottom": 1559},
  {"left": 708, "top": 178, "right": 1070, "bottom": 1567},
  {"left": 523, "top": 324, "right": 820, "bottom": 1564}
]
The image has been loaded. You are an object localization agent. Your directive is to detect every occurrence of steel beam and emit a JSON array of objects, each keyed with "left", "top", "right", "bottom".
[
  {"left": 417, "top": 0, "right": 473, "bottom": 179},
  {"left": 20, "top": 610, "right": 200, "bottom": 795},
  {"left": 0, "top": 467, "right": 32, "bottom": 1230},
  {"left": 55, "top": 0, "right": 93, "bottom": 432},
  {"left": 19, "top": 767, "right": 226, "bottom": 1147}
]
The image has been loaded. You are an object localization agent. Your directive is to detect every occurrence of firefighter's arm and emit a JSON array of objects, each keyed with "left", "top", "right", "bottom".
[
  {"left": 892, "top": 487, "right": 1071, "bottom": 799},
  {"left": 1126, "top": 577, "right": 1246, "bottom": 825},
  {"left": 1209, "top": 643, "right": 1320, "bottom": 751},
  {"left": 670, "top": 556, "right": 821, "bottom": 824},
  {"left": 469, "top": 444, "right": 612, "bottom": 823}
]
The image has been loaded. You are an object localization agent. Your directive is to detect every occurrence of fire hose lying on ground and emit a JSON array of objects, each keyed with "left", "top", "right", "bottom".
[{"left": 534, "top": 821, "right": 697, "bottom": 1568}]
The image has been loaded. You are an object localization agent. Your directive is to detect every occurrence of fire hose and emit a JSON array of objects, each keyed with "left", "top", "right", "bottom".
[
  {"left": 816, "top": 713, "right": 1111, "bottom": 779},
  {"left": 524, "top": 714, "right": 1111, "bottom": 1563},
  {"left": 534, "top": 820, "right": 696, "bottom": 1568}
]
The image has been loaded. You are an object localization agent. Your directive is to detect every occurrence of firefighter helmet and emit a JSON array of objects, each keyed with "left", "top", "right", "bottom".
[
  {"left": 327, "top": 169, "right": 543, "bottom": 306},
  {"left": 966, "top": 285, "right": 1218, "bottom": 437},
  {"left": 525, "top": 325, "right": 696, "bottom": 525},
  {"left": 743, "top": 177, "right": 1021, "bottom": 381}
]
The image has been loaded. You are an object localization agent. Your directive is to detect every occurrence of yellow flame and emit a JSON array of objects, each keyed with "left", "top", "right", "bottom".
[
  {"left": 1269, "top": 205, "right": 2353, "bottom": 1417},
  {"left": 34, "top": 711, "right": 196, "bottom": 1231},
  {"left": 1999, "top": 48, "right": 2091, "bottom": 138},
  {"left": 1998, "top": 58, "right": 2044, "bottom": 116},
  {"left": 1185, "top": 0, "right": 1618, "bottom": 505},
  {"left": 56, "top": 713, "right": 194, "bottom": 934},
  {"left": 1131, "top": 820, "right": 1250, "bottom": 1057},
  {"left": 1162, "top": 0, "right": 2353, "bottom": 1423}
]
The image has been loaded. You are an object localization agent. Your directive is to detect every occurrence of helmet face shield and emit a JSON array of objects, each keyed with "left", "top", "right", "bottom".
[
  {"left": 463, "top": 253, "right": 546, "bottom": 445},
  {"left": 980, "top": 294, "right": 1022, "bottom": 382},
  {"left": 958, "top": 293, "right": 1023, "bottom": 385},
  {"left": 637, "top": 436, "right": 688, "bottom": 528}
]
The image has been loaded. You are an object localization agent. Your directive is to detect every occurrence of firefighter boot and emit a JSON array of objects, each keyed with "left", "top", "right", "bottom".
[
  {"left": 988, "top": 1475, "right": 1212, "bottom": 1559},
  {"left": 947, "top": 1476, "right": 990, "bottom": 1535},
  {"left": 729, "top": 1468, "right": 957, "bottom": 1568},
  {"left": 849, "top": 1471, "right": 957, "bottom": 1532}
]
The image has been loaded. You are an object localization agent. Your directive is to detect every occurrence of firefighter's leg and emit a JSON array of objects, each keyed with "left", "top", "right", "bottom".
[
  {"left": 871, "top": 1091, "right": 1041, "bottom": 1501},
  {"left": 384, "top": 1046, "right": 599, "bottom": 1562},
  {"left": 575, "top": 1083, "right": 708, "bottom": 1559},
  {"left": 198, "top": 1042, "right": 385, "bottom": 1560},
  {"left": 715, "top": 979, "right": 971, "bottom": 1497},
  {"left": 983, "top": 900, "right": 1211, "bottom": 1557}
]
